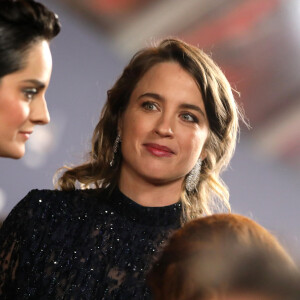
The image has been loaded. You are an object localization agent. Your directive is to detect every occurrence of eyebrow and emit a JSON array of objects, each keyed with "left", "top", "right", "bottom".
[
  {"left": 21, "top": 79, "right": 46, "bottom": 89},
  {"left": 179, "top": 103, "right": 206, "bottom": 119},
  {"left": 138, "top": 92, "right": 206, "bottom": 119},
  {"left": 138, "top": 92, "right": 163, "bottom": 101}
]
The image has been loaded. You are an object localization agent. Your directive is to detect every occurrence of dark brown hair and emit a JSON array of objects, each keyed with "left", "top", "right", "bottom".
[{"left": 0, "top": 0, "right": 60, "bottom": 78}]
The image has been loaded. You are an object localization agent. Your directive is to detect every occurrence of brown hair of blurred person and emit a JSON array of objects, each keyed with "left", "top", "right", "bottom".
[{"left": 148, "top": 214, "right": 299, "bottom": 300}]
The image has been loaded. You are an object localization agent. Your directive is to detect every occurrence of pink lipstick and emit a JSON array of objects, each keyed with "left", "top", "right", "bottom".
[
  {"left": 19, "top": 131, "right": 32, "bottom": 140},
  {"left": 144, "top": 143, "right": 174, "bottom": 157}
]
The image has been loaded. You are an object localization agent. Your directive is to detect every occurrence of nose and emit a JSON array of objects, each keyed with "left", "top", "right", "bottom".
[
  {"left": 154, "top": 113, "right": 174, "bottom": 138},
  {"left": 30, "top": 97, "right": 50, "bottom": 125}
]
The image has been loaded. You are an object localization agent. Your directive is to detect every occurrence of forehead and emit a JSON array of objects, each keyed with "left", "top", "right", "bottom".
[
  {"left": 23, "top": 40, "right": 52, "bottom": 69},
  {"left": 138, "top": 61, "right": 197, "bottom": 86},
  {"left": 11, "top": 40, "right": 52, "bottom": 82},
  {"left": 130, "top": 62, "right": 204, "bottom": 106}
]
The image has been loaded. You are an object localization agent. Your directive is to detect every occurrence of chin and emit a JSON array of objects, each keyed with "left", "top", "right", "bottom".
[
  {"left": 11, "top": 149, "right": 25, "bottom": 159},
  {"left": 142, "top": 172, "right": 181, "bottom": 186},
  {"left": 4, "top": 152, "right": 24, "bottom": 160},
  {"left": 0, "top": 146, "right": 25, "bottom": 159},
  {"left": 11, "top": 153, "right": 24, "bottom": 160}
]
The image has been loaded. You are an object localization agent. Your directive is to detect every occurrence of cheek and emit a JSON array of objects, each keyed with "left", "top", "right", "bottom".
[
  {"left": 181, "top": 128, "right": 208, "bottom": 156},
  {"left": 7, "top": 101, "right": 30, "bottom": 128},
  {"left": 121, "top": 113, "right": 151, "bottom": 142}
]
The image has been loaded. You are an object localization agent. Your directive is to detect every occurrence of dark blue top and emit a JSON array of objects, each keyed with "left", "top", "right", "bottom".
[{"left": 0, "top": 187, "right": 181, "bottom": 299}]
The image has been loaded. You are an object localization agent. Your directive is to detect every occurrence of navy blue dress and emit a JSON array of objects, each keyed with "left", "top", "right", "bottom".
[{"left": 0, "top": 188, "right": 181, "bottom": 299}]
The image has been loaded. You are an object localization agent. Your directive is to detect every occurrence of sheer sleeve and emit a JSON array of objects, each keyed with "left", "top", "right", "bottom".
[{"left": 0, "top": 191, "right": 36, "bottom": 295}]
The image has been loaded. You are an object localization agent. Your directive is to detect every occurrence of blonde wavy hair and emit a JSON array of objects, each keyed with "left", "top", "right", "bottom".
[{"left": 56, "top": 38, "right": 244, "bottom": 222}]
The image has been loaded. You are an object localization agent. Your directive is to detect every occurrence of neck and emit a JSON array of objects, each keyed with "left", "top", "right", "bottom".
[{"left": 118, "top": 170, "right": 183, "bottom": 207}]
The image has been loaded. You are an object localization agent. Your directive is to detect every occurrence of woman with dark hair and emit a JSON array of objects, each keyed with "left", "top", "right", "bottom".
[
  {"left": 0, "top": 38, "right": 244, "bottom": 298},
  {"left": 0, "top": 0, "right": 60, "bottom": 159},
  {"left": 148, "top": 214, "right": 299, "bottom": 300}
]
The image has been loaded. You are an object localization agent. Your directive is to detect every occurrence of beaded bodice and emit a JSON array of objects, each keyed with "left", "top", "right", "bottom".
[{"left": 0, "top": 188, "right": 181, "bottom": 299}]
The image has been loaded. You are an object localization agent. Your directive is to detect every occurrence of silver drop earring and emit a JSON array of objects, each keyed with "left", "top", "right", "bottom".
[
  {"left": 186, "top": 159, "right": 202, "bottom": 192},
  {"left": 110, "top": 134, "right": 121, "bottom": 167}
]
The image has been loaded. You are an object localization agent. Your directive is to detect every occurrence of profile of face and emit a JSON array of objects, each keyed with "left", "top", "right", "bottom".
[
  {"left": 119, "top": 62, "right": 209, "bottom": 188},
  {"left": 0, "top": 40, "right": 52, "bottom": 159}
]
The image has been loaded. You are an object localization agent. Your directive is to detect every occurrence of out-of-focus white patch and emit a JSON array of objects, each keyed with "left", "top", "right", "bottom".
[
  {"left": 23, "top": 151, "right": 48, "bottom": 169},
  {"left": 23, "top": 113, "right": 66, "bottom": 169},
  {"left": 0, "top": 188, "right": 6, "bottom": 215},
  {"left": 27, "top": 126, "right": 54, "bottom": 153}
]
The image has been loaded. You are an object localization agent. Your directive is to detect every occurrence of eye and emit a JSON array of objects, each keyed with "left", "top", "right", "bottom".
[
  {"left": 142, "top": 101, "right": 158, "bottom": 111},
  {"left": 23, "top": 88, "right": 38, "bottom": 102},
  {"left": 180, "top": 112, "right": 199, "bottom": 123}
]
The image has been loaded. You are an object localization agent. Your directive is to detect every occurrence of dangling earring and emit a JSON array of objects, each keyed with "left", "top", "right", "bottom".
[
  {"left": 110, "top": 134, "right": 121, "bottom": 167},
  {"left": 186, "top": 159, "right": 202, "bottom": 192}
]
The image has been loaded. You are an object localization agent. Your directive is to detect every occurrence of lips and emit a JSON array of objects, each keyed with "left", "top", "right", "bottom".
[
  {"left": 143, "top": 143, "right": 175, "bottom": 157},
  {"left": 18, "top": 131, "right": 33, "bottom": 140},
  {"left": 19, "top": 130, "right": 33, "bottom": 135}
]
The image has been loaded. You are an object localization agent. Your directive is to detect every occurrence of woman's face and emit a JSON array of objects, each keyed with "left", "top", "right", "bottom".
[
  {"left": 0, "top": 40, "right": 52, "bottom": 159},
  {"left": 119, "top": 62, "right": 209, "bottom": 187}
]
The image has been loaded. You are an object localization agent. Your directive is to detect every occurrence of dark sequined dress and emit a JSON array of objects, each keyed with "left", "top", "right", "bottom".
[{"left": 0, "top": 187, "right": 181, "bottom": 299}]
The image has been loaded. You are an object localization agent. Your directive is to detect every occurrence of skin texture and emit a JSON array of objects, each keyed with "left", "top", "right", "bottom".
[
  {"left": 118, "top": 62, "right": 209, "bottom": 206},
  {"left": 0, "top": 40, "right": 52, "bottom": 159}
]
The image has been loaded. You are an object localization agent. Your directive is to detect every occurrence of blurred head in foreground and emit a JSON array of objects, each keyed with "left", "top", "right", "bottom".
[{"left": 148, "top": 214, "right": 300, "bottom": 300}]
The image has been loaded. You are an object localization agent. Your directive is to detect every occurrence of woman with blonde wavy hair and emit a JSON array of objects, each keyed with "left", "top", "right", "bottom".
[
  {"left": 0, "top": 38, "right": 243, "bottom": 298},
  {"left": 58, "top": 38, "right": 242, "bottom": 220}
]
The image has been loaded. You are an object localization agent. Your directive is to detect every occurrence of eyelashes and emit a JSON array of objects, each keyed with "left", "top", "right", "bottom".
[
  {"left": 180, "top": 112, "right": 199, "bottom": 123},
  {"left": 142, "top": 101, "right": 159, "bottom": 111},
  {"left": 22, "top": 88, "right": 38, "bottom": 102},
  {"left": 141, "top": 101, "right": 199, "bottom": 124}
]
